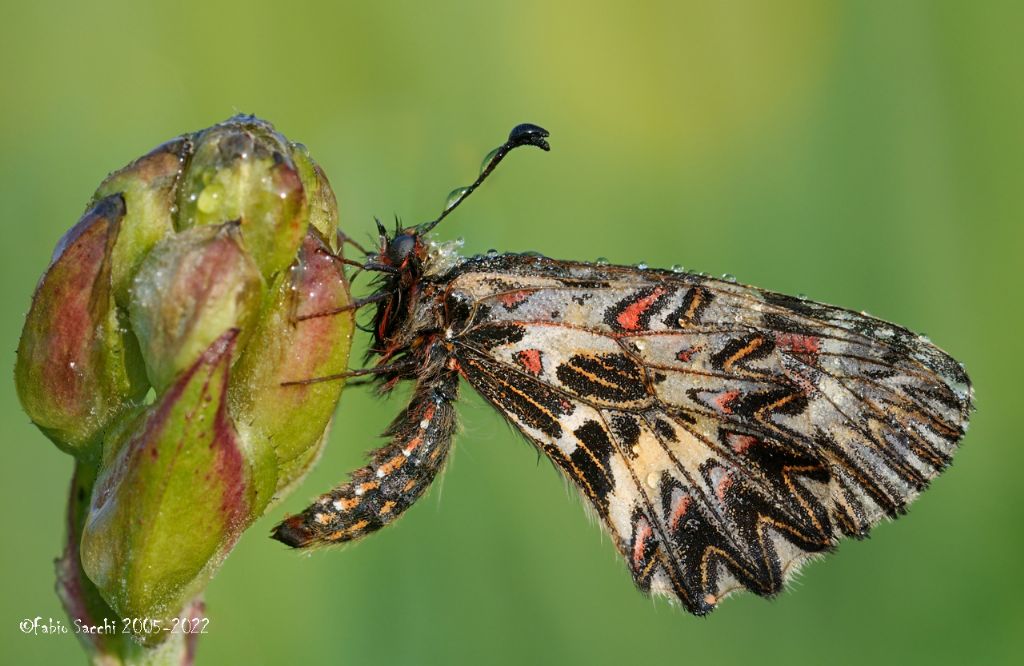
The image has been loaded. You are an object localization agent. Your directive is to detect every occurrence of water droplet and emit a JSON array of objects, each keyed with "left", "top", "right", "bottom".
[
  {"left": 646, "top": 472, "right": 659, "bottom": 489},
  {"left": 633, "top": 339, "right": 647, "bottom": 351},
  {"left": 595, "top": 257, "right": 609, "bottom": 266},
  {"left": 670, "top": 264, "right": 685, "bottom": 273},
  {"left": 797, "top": 293, "right": 808, "bottom": 300},
  {"left": 480, "top": 147, "right": 501, "bottom": 173},
  {"left": 197, "top": 184, "right": 224, "bottom": 214},
  {"left": 635, "top": 262, "right": 648, "bottom": 270},
  {"left": 721, "top": 273, "right": 736, "bottom": 282},
  {"left": 68, "top": 361, "right": 77, "bottom": 370},
  {"left": 445, "top": 188, "right": 469, "bottom": 211},
  {"left": 919, "top": 333, "right": 931, "bottom": 343},
  {"left": 486, "top": 248, "right": 498, "bottom": 258}
]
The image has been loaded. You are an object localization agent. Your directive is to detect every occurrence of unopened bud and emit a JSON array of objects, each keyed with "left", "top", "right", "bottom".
[
  {"left": 176, "top": 116, "right": 307, "bottom": 278},
  {"left": 129, "top": 222, "right": 263, "bottom": 392},
  {"left": 81, "top": 331, "right": 253, "bottom": 631},
  {"left": 15, "top": 195, "right": 148, "bottom": 452}
]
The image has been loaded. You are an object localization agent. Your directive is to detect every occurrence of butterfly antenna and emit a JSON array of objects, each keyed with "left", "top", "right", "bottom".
[{"left": 417, "top": 123, "right": 550, "bottom": 235}]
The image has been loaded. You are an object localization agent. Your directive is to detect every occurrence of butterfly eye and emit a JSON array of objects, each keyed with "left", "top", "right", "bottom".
[{"left": 386, "top": 233, "right": 417, "bottom": 264}]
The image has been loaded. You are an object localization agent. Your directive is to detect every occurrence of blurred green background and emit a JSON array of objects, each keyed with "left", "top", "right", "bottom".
[{"left": 2, "top": 1, "right": 1021, "bottom": 664}]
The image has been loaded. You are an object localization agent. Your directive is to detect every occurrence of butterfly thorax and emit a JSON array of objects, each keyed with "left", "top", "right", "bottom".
[{"left": 368, "top": 229, "right": 457, "bottom": 385}]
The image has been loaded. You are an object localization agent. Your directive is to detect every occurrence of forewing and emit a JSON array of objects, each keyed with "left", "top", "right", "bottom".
[{"left": 445, "top": 257, "right": 971, "bottom": 614}]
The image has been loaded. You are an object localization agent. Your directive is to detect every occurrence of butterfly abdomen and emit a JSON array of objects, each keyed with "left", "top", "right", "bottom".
[{"left": 273, "top": 359, "right": 459, "bottom": 548}]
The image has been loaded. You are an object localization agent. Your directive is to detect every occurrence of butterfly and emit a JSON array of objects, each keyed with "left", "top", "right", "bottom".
[{"left": 272, "top": 124, "right": 973, "bottom": 615}]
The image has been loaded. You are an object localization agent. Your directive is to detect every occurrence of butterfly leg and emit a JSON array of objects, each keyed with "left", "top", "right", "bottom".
[{"left": 272, "top": 358, "right": 460, "bottom": 548}]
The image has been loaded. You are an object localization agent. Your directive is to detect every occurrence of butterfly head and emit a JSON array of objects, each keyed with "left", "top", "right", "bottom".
[{"left": 372, "top": 218, "right": 430, "bottom": 275}]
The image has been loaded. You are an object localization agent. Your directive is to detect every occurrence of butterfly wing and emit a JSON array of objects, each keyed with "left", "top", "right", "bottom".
[{"left": 442, "top": 256, "right": 971, "bottom": 614}]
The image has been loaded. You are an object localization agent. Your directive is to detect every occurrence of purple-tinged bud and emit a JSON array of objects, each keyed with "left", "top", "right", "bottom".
[
  {"left": 230, "top": 228, "right": 354, "bottom": 508},
  {"left": 17, "top": 115, "right": 352, "bottom": 660},
  {"left": 81, "top": 331, "right": 253, "bottom": 633},
  {"left": 15, "top": 195, "right": 148, "bottom": 452},
  {"left": 129, "top": 222, "right": 263, "bottom": 392}
]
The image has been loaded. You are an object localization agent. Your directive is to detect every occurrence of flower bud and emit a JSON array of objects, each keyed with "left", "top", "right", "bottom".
[
  {"left": 291, "top": 142, "right": 339, "bottom": 240},
  {"left": 176, "top": 116, "right": 307, "bottom": 279},
  {"left": 129, "top": 222, "right": 263, "bottom": 392},
  {"left": 80, "top": 331, "right": 254, "bottom": 631},
  {"left": 16, "top": 115, "right": 353, "bottom": 659},
  {"left": 94, "top": 137, "right": 190, "bottom": 308},
  {"left": 15, "top": 195, "right": 148, "bottom": 452},
  {"left": 58, "top": 461, "right": 202, "bottom": 662},
  {"left": 230, "top": 228, "right": 354, "bottom": 509}
]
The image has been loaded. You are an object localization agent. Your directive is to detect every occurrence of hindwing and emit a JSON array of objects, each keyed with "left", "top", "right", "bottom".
[{"left": 443, "top": 255, "right": 971, "bottom": 614}]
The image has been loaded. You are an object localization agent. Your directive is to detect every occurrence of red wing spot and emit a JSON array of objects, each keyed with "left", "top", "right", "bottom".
[
  {"left": 676, "top": 344, "right": 704, "bottom": 363},
  {"left": 514, "top": 349, "right": 544, "bottom": 376},
  {"left": 716, "top": 472, "right": 734, "bottom": 501},
  {"left": 714, "top": 390, "right": 741, "bottom": 414},
  {"left": 498, "top": 290, "right": 531, "bottom": 309},
  {"left": 730, "top": 434, "right": 759, "bottom": 454},
  {"left": 616, "top": 287, "right": 667, "bottom": 331},
  {"left": 669, "top": 495, "right": 692, "bottom": 530},
  {"left": 632, "top": 520, "right": 654, "bottom": 568},
  {"left": 775, "top": 332, "right": 821, "bottom": 355},
  {"left": 421, "top": 404, "right": 436, "bottom": 422}
]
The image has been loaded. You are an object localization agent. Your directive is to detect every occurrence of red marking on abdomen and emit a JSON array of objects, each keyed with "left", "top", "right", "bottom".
[
  {"left": 514, "top": 348, "right": 544, "bottom": 376},
  {"left": 714, "top": 390, "right": 741, "bottom": 414},
  {"left": 616, "top": 287, "right": 667, "bottom": 331},
  {"left": 775, "top": 332, "right": 821, "bottom": 355}
]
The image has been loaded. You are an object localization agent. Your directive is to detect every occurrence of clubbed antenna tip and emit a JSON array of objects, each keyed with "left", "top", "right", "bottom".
[{"left": 418, "top": 123, "right": 551, "bottom": 235}]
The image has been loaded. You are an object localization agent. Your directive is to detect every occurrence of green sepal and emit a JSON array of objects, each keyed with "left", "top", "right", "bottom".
[{"left": 81, "top": 331, "right": 253, "bottom": 635}]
